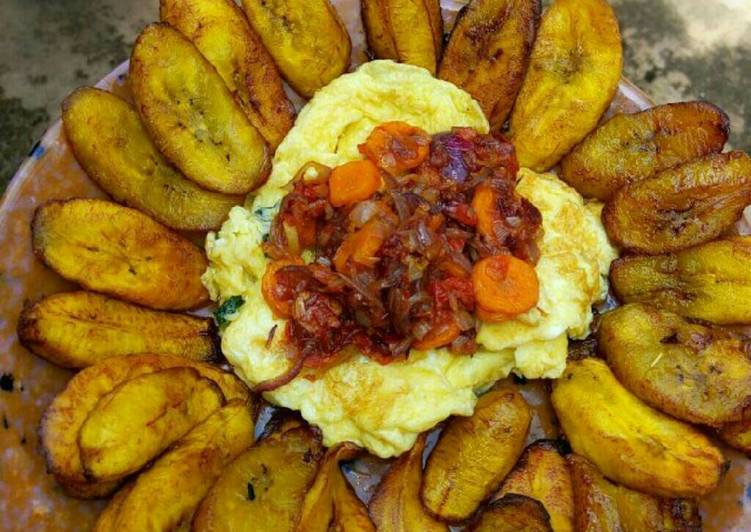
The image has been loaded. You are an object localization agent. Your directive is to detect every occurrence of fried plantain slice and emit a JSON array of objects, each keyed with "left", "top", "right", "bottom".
[
  {"left": 439, "top": 0, "right": 540, "bottom": 128},
  {"left": 470, "top": 494, "right": 552, "bottom": 532},
  {"left": 130, "top": 23, "right": 269, "bottom": 195},
  {"left": 567, "top": 453, "right": 702, "bottom": 532},
  {"left": 160, "top": 0, "right": 295, "bottom": 149},
  {"left": 551, "top": 358, "right": 725, "bottom": 498},
  {"left": 18, "top": 291, "right": 218, "bottom": 369},
  {"left": 62, "top": 87, "right": 242, "bottom": 231},
  {"left": 603, "top": 151, "right": 751, "bottom": 254},
  {"left": 92, "top": 484, "right": 135, "bottom": 532},
  {"left": 369, "top": 434, "right": 447, "bottom": 532},
  {"left": 79, "top": 367, "right": 225, "bottom": 482},
  {"left": 95, "top": 400, "right": 254, "bottom": 532},
  {"left": 560, "top": 101, "right": 730, "bottom": 200},
  {"left": 598, "top": 303, "right": 751, "bottom": 427},
  {"left": 192, "top": 422, "right": 324, "bottom": 532},
  {"left": 610, "top": 237, "right": 751, "bottom": 325},
  {"left": 242, "top": 0, "right": 351, "bottom": 98},
  {"left": 719, "top": 419, "right": 751, "bottom": 455},
  {"left": 422, "top": 387, "right": 531, "bottom": 523},
  {"left": 508, "top": 0, "right": 622, "bottom": 171},
  {"left": 32, "top": 199, "right": 208, "bottom": 311},
  {"left": 362, "top": 0, "right": 443, "bottom": 75},
  {"left": 40, "top": 354, "right": 249, "bottom": 499},
  {"left": 495, "top": 440, "right": 574, "bottom": 532}
]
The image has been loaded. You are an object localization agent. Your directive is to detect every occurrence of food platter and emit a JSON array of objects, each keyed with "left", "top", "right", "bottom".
[{"left": 1, "top": 0, "right": 750, "bottom": 530}]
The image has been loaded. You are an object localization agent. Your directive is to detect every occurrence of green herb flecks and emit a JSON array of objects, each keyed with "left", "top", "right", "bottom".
[{"left": 214, "top": 296, "right": 245, "bottom": 328}]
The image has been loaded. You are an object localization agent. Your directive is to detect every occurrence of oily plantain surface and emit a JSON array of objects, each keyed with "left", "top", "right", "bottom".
[
  {"left": 508, "top": 0, "right": 622, "bottom": 171},
  {"left": 560, "top": 101, "right": 730, "bottom": 200},
  {"left": 32, "top": 199, "right": 208, "bottom": 311},
  {"left": 470, "top": 494, "right": 552, "bottom": 532},
  {"left": 495, "top": 440, "right": 573, "bottom": 532},
  {"left": 130, "top": 23, "right": 269, "bottom": 195},
  {"left": 610, "top": 237, "right": 751, "bottom": 325},
  {"left": 192, "top": 422, "right": 324, "bottom": 532},
  {"left": 603, "top": 151, "right": 751, "bottom": 254},
  {"left": 242, "top": 0, "right": 351, "bottom": 98},
  {"left": 567, "top": 453, "right": 702, "bottom": 532},
  {"left": 62, "top": 87, "right": 242, "bottom": 231},
  {"left": 79, "top": 367, "right": 225, "bottom": 482},
  {"left": 719, "top": 419, "right": 751, "bottom": 455},
  {"left": 40, "top": 354, "right": 249, "bottom": 499},
  {"left": 369, "top": 434, "right": 447, "bottom": 532},
  {"left": 551, "top": 358, "right": 725, "bottom": 498},
  {"left": 422, "top": 387, "right": 531, "bottom": 523},
  {"left": 160, "top": 0, "right": 295, "bottom": 149},
  {"left": 598, "top": 303, "right": 751, "bottom": 427},
  {"left": 94, "top": 400, "right": 254, "bottom": 532},
  {"left": 439, "top": 0, "right": 540, "bottom": 128},
  {"left": 18, "top": 291, "right": 218, "bottom": 368}
]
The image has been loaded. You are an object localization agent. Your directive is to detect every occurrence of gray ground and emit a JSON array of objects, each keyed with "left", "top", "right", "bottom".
[{"left": 1, "top": 0, "right": 749, "bottom": 192}]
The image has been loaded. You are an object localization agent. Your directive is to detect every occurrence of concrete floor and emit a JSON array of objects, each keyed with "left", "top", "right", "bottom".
[{"left": 1, "top": 0, "right": 749, "bottom": 191}]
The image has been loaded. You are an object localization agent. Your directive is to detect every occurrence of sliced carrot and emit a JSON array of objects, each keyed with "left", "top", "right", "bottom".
[
  {"left": 358, "top": 121, "right": 431, "bottom": 176},
  {"left": 412, "top": 318, "right": 461, "bottom": 351},
  {"left": 329, "top": 159, "right": 382, "bottom": 207},
  {"left": 333, "top": 217, "right": 392, "bottom": 272},
  {"left": 471, "top": 182, "right": 498, "bottom": 237},
  {"left": 472, "top": 255, "right": 539, "bottom": 316},
  {"left": 475, "top": 306, "right": 514, "bottom": 324},
  {"left": 262, "top": 258, "right": 303, "bottom": 318}
]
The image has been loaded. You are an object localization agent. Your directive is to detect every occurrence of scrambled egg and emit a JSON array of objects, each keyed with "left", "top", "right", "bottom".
[{"left": 203, "top": 60, "right": 617, "bottom": 458}]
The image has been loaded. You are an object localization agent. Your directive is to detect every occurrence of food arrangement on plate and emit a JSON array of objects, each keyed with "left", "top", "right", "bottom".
[{"left": 3, "top": 0, "right": 751, "bottom": 530}]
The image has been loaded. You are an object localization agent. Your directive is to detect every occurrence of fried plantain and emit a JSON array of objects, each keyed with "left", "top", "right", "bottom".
[
  {"left": 508, "top": 0, "right": 622, "bottom": 171},
  {"left": 495, "top": 440, "right": 573, "bottom": 532},
  {"left": 719, "top": 419, "right": 751, "bottom": 455},
  {"left": 560, "top": 101, "right": 730, "bottom": 200},
  {"left": 40, "top": 354, "right": 249, "bottom": 498},
  {"left": 92, "top": 484, "right": 135, "bottom": 532},
  {"left": 610, "top": 237, "right": 751, "bottom": 325},
  {"left": 422, "top": 387, "right": 531, "bottom": 523},
  {"left": 551, "top": 358, "right": 725, "bottom": 498},
  {"left": 603, "top": 151, "right": 751, "bottom": 254},
  {"left": 362, "top": 0, "right": 443, "bottom": 75},
  {"left": 369, "top": 434, "right": 447, "bottom": 532},
  {"left": 32, "top": 199, "right": 208, "bottom": 311},
  {"left": 160, "top": 0, "right": 295, "bottom": 149},
  {"left": 62, "top": 88, "right": 242, "bottom": 231},
  {"left": 567, "top": 453, "right": 702, "bottom": 532},
  {"left": 470, "top": 494, "right": 552, "bottom": 532},
  {"left": 95, "top": 400, "right": 254, "bottom": 532},
  {"left": 192, "top": 422, "right": 324, "bottom": 532},
  {"left": 18, "top": 291, "right": 218, "bottom": 369},
  {"left": 598, "top": 303, "right": 751, "bottom": 427},
  {"left": 439, "top": 0, "right": 540, "bottom": 128},
  {"left": 242, "top": 0, "right": 351, "bottom": 98},
  {"left": 79, "top": 367, "right": 225, "bottom": 482},
  {"left": 130, "top": 23, "right": 269, "bottom": 195}
]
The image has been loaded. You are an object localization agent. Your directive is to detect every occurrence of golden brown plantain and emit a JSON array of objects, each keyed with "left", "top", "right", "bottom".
[
  {"left": 18, "top": 291, "right": 218, "bottom": 368},
  {"left": 508, "top": 0, "right": 622, "bottom": 171},
  {"left": 598, "top": 303, "right": 751, "bottom": 427},
  {"left": 160, "top": 0, "right": 295, "bottom": 149},
  {"left": 369, "top": 434, "right": 447, "bottom": 532},
  {"left": 62, "top": 87, "right": 242, "bottom": 231},
  {"left": 551, "top": 358, "right": 725, "bottom": 498},
  {"left": 191, "top": 422, "right": 324, "bottom": 532},
  {"left": 95, "top": 400, "right": 254, "bottom": 531},
  {"left": 40, "top": 354, "right": 249, "bottom": 499},
  {"left": 361, "top": 0, "right": 443, "bottom": 75},
  {"left": 242, "top": 0, "right": 351, "bottom": 98},
  {"left": 79, "top": 367, "right": 225, "bottom": 482},
  {"left": 719, "top": 419, "right": 751, "bottom": 455},
  {"left": 92, "top": 484, "right": 135, "bottom": 532},
  {"left": 439, "top": 0, "right": 540, "bottom": 128},
  {"left": 470, "top": 494, "right": 552, "bottom": 532},
  {"left": 567, "top": 453, "right": 702, "bottom": 532},
  {"left": 560, "top": 101, "right": 730, "bottom": 200},
  {"left": 32, "top": 199, "right": 208, "bottom": 311},
  {"left": 130, "top": 23, "right": 269, "bottom": 195},
  {"left": 610, "top": 237, "right": 751, "bottom": 325},
  {"left": 422, "top": 387, "right": 531, "bottom": 523},
  {"left": 495, "top": 440, "right": 573, "bottom": 532},
  {"left": 603, "top": 151, "right": 751, "bottom": 254}
]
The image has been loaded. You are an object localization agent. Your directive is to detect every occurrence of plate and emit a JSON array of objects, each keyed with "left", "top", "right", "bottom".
[{"left": 0, "top": 1, "right": 748, "bottom": 530}]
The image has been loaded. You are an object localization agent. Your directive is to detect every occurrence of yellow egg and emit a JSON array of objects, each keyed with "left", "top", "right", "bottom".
[{"left": 202, "top": 60, "right": 617, "bottom": 458}]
